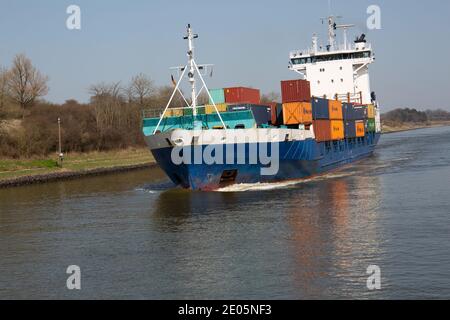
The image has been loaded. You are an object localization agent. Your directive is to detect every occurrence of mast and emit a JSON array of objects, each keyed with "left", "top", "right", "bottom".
[
  {"left": 185, "top": 24, "right": 198, "bottom": 116},
  {"left": 153, "top": 24, "right": 227, "bottom": 134},
  {"left": 327, "top": 16, "right": 336, "bottom": 50}
]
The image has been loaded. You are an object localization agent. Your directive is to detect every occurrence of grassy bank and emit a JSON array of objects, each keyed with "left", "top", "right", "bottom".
[
  {"left": 382, "top": 120, "right": 450, "bottom": 134},
  {"left": 0, "top": 148, "right": 155, "bottom": 184}
]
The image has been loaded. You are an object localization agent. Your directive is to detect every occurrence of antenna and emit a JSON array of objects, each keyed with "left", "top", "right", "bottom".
[
  {"left": 336, "top": 23, "right": 355, "bottom": 50},
  {"left": 321, "top": 15, "right": 340, "bottom": 50},
  {"left": 185, "top": 24, "right": 198, "bottom": 116}
]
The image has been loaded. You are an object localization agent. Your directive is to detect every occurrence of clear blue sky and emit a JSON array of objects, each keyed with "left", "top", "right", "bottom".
[{"left": 1, "top": 0, "right": 449, "bottom": 111}]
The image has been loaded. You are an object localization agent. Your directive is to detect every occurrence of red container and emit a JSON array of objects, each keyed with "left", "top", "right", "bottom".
[
  {"left": 224, "top": 87, "right": 260, "bottom": 105},
  {"left": 268, "top": 102, "right": 282, "bottom": 125},
  {"left": 281, "top": 79, "right": 311, "bottom": 103}
]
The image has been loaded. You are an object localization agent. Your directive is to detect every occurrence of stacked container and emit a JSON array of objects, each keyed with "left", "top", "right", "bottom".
[
  {"left": 183, "top": 106, "right": 206, "bottom": 116},
  {"left": 343, "top": 102, "right": 370, "bottom": 138},
  {"left": 268, "top": 102, "right": 283, "bottom": 126},
  {"left": 329, "top": 100, "right": 343, "bottom": 120},
  {"left": 227, "top": 104, "right": 271, "bottom": 126},
  {"left": 367, "top": 104, "right": 375, "bottom": 119},
  {"left": 344, "top": 120, "right": 357, "bottom": 138},
  {"left": 282, "top": 102, "right": 312, "bottom": 125},
  {"left": 224, "top": 87, "right": 261, "bottom": 105},
  {"left": 314, "top": 120, "right": 345, "bottom": 142},
  {"left": 164, "top": 108, "right": 184, "bottom": 118},
  {"left": 312, "top": 98, "right": 344, "bottom": 142},
  {"left": 312, "top": 98, "right": 343, "bottom": 120},
  {"left": 343, "top": 103, "right": 368, "bottom": 120},
  {"left": 280, "top": 79, "right": 312, "bottom": 126},
  {"left": 345, "top": 119, "right": 365, "bottom": 138},
  {"left": 208, "top": 89, "right": 226, "bottom": 104},
  {"left": 356, "top": 120, "right": 365, "bottom": 137},
  {"left": 281, "top": 80, "right": 311, "bottom": 103},
  {"left": 205, "top": 103, "right": 228, "bottom": 115},
  {"left": 366, "top": 119, "right": 376, "bottom": 133},
  {"left": 366, "top": 104, "right": 376, "bottom": 133}
]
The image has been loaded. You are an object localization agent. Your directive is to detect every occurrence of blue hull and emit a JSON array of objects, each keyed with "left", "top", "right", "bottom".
[{"left": 151, "top": 133, "right": 380, "bottom": 191}]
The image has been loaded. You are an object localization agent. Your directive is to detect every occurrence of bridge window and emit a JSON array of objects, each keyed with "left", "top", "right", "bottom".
[{"left": 291, "top": 51, "right": 371, "bottom": 65}]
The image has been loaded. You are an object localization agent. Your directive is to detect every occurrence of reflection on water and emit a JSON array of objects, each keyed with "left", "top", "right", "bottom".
[
  {"left": 1, "top": 126, "right": 450, "bottom": 299},
  {"left": 146, "top": 168, "right": 386, "bottom": 299},
  {"left": 285, "top": 174, "right": 384, "bottom": 299}
]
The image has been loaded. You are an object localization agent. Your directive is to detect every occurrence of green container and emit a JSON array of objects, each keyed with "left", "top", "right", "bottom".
[
  {"left": 366, "top": 119, "right": 376, "bottom": 132},
  {"left": 209, "top": 89, "right": 225, "bottom": 104},
  {"left": 183, "top": 106, "right": 205, "bottom": 116}
]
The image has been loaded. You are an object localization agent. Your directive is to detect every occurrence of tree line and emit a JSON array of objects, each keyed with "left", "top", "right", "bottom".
[
  {"left": 381, "top": 108, "right": 450, "bottom": 125},
  {"left": 0, "top": 54, "right": 205, "bottom": 158}
]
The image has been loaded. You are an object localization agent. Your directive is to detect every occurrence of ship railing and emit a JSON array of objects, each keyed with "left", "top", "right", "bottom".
[
  {"left": 142, "top": 106, "right": 195, "bottom": 119},
  {"left": 290, "top": 43, "right": 372, "bottom": 57},
  {"left": 334, "top": 92, "right": 364, "bottom": 104},
  {"left": 142, "top": 108, "right": 162, "bottom": 119}
]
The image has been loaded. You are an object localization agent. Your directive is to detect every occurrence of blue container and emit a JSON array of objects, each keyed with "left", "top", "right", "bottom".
[
  {"left": 344, "top": 103, "right": 368, "bottom": 120},
  {"left": 344, "top": 121, "right": 357, "bottom": 138},
  {"left": 353, "top": 106, "right": 368, "bottom": 120},
  {"left": 343, "top": 103, "right": 354, "bottom": 120},
  {"left": 312, "top": 97, "right": 329, "bottom": 120},
  {"left": 228, "top": 104, "right": 271, "bottom": 126},
  {"left": 209, "top": 89, "right": 225, "bottom": 104}
]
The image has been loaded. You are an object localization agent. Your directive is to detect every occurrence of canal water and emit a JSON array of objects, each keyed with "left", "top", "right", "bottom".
[{"left": 1, "top": 126, "right": 450, "bottom": 299}]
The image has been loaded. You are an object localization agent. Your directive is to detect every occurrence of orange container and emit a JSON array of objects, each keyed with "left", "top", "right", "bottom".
[
  {"left": 282, "top": 103, "right": 301, "bottom": 125},
  {"left": 329, "top": 100, "right": 343, "bottom": 120},
  {"left": 330, "top": 120, "right": 344, "bottom": 140},
  {"left": 367, "top": 104, "right": 375, "bottom": 119},
  {"left": 300, "top": 102, "right": 313, "bottom": 124},
  {"left": 282, "top": 102, "right": 313, "bottom": 125},
  {"left": 313, "top": 120, "right": 344, "bottom": 142},
  {"left": 355, "top": 120, "right": 365, "bottom": 137}
]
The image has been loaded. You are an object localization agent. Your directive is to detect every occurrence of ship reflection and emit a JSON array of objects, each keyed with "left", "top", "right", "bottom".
[
  {"left": 287, "top": 173, "right": 383, "bottom": 298},
  {"left": 149, "top": 170, "right": 383, "bottom": 298},
  {"left": 150, "top": 189, "right": 241, "bottom": 231}
]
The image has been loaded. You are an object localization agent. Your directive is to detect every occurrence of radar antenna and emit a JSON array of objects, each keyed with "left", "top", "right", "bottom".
[{"left": 335, "top": 23, "right": 355, "bottom": 50}]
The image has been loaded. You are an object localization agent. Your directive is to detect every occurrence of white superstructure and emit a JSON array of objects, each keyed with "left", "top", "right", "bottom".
[{"left": 289, "top": 16, "right": 375, "bottom": 105}]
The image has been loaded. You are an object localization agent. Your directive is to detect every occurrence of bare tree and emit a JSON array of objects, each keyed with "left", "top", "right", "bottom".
[
  {"left": 148, "top": 85, "right": 186, "bottom": 111},
  {"left": 128, "top": 73, "right": 155, "bottom": 108},
  {"left": 197, "top": 91, "right": 210, "bottom": 105},
  {"left": 7, "top": 54, "right": 49, "bottom": 118},
  {"left": 0, "top": 67, "right": 10, "bottom": 112},
  {"left": 261, "top": 92, "right": 281, "bottom": 104},
  {"left": 89, "top": 82, "right": 125, "bottom": 135}
]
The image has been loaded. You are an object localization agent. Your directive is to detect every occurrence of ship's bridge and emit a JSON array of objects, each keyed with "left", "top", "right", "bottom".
[
  {"left": 289, "top": 20, "right": 376, "bottom": 105},
  {"left": 290, "top": 43, "right": 372, "bottom": 66}
]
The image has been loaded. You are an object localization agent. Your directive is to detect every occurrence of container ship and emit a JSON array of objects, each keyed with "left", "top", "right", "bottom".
[{"left": 142, "top": 18, "right": 381, "bottom": 191}]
